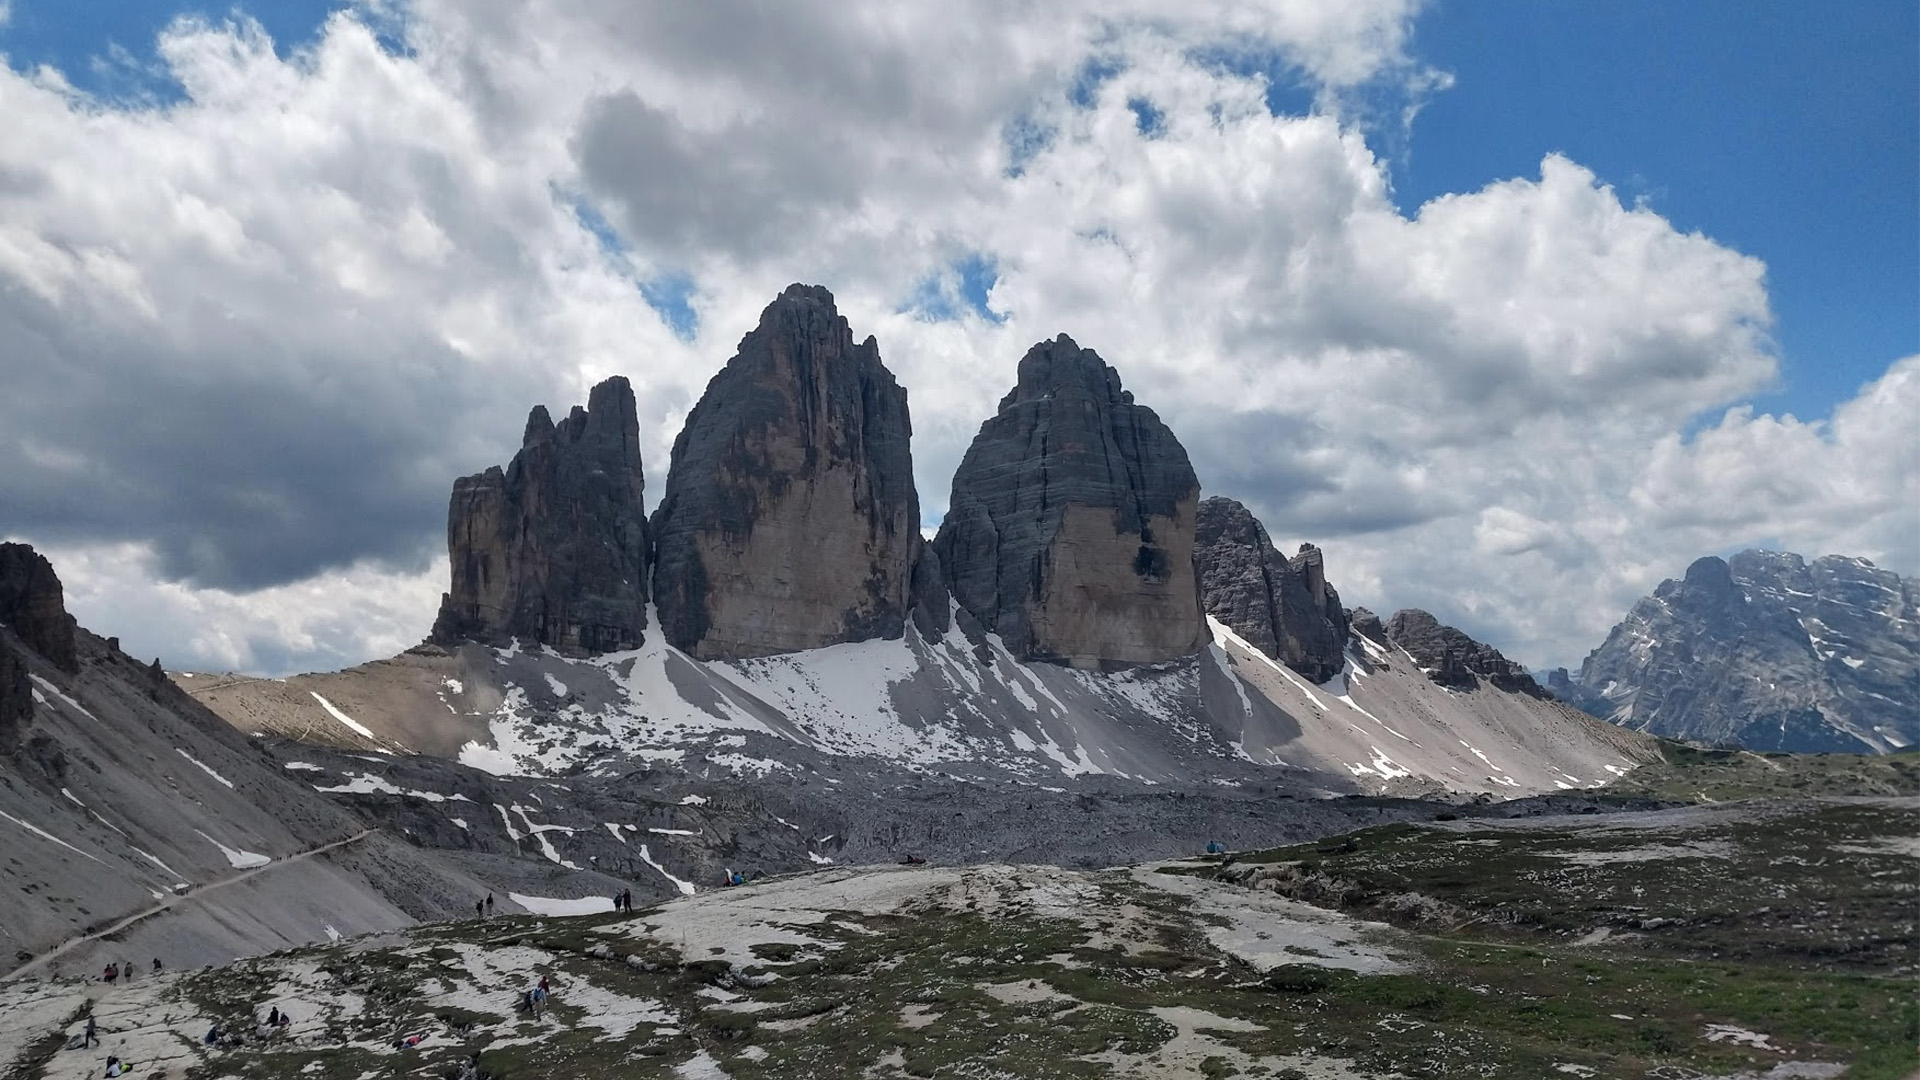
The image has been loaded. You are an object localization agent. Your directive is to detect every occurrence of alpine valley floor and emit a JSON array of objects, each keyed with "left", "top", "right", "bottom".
[{"left": 3, "top": 794, "right": 1912, "bottom": 1080}]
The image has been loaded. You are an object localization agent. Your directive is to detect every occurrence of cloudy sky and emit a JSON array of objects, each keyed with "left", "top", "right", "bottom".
[{"left": 1, "top": 0, "right": 1914, "bottom": 676}]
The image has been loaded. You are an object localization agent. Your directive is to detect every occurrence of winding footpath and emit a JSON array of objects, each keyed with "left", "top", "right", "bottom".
[{"left": 3, "top": 828, "right": 379, "bottom": 982}]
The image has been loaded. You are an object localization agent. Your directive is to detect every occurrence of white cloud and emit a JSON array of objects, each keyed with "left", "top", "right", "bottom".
[{"left": 0, "top": 1, "right": 1907, "bottom": 675}]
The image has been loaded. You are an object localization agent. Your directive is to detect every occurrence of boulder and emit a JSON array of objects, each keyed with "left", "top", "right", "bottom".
[
  {"left": 1194, "top": 498, "right": 1348, "bottom": 681},
  {"left": 430, "top": 377, "right": 649, "bottom": 653},
  {"left": 651, "top": 284, "right": 923, "bottom": 659},
  {"left": 1384, "top": 609, "right": 1544, "bottom": 696},
  {"left": 935, "top": 335, "right": 1208, "bottom": 667},
  {"left": 0, "top": 543, "right": 77, "bottom": 674}
]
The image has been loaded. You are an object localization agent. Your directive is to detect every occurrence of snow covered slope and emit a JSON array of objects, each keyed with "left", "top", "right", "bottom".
[{"left": 181, "top": 608, "right": 1651, "bottom": 796}]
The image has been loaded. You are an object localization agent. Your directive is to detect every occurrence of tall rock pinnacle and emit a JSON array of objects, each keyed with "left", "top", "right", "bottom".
[
  {"left": 1193, "top": 497, "right": 1348, "bottom": 682},
  {"left": 0, "top": 542, "right": 78, "bottom": 675},
  {"left": 935, "top": 335, "right": 1208, "bottom": 668},
  {"left": 430, "top": 377, "right": 649, "bottom": 653},
  {"left": 651, "top": 284, "right": 923, "bottom": 660}
]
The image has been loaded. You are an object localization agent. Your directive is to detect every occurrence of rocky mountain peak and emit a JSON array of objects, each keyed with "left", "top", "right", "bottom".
[
  {"left": 430, "top": 375, "right": 650, "bottom": 654},
  {"left": 1193, "top": 497, "right": 1348, "bottom": 682},
  {"left": 1383, "top": 609, "right": 1545, "bottom": 696},
  {"left": 651, "top": 284, "right": 924, "bottom": 660},
  {"left": 1575, "top": 548, "right": 1918, "bottom": 752},
  {"left": 935, "top": 336, "right": 1208, "bottom": 668},
  {"left": 0, "top": 542, "right": 77, "bottom": 675}
]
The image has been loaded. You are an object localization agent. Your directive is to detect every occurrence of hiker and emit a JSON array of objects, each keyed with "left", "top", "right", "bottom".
[
  {"left": 151, "top": 957, "right": 162, "bottom": 974},
  {"left": 84, "top": 1014, "right": 98, "bottom": 1047},
  {"left": 104, "top": 1056, "right": 127, "bottom": 1077},
  {"left": 485, "top": 893, "right": 494, "bottom": 914},
  {"left": 529, "top": 985, "right": 546, "bottom": 1018},
  {"left": 476, "top": 900, "right": 485, "bottom": 918},
  {"left": 1206, "top": 840, "right": 1225, "bottom": 855},
  {"left": 204, "top": 1024, "right": 222, "bottom": 1045},
  {"left": 103, "top": 962, "right": 118, "bottom": 984},
  {"left": 267, "top": 1006, "right": 280, "bottom": 1027},
  {"left": 538, "top": 976, "right": 550, "bottom": 994},
  {"left": 622, "top": 887, "right": 632, "bottom": 910}
]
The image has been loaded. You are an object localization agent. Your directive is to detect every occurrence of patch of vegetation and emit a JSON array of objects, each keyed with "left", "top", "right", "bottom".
[{"left": 1611, "top": 740, "right": 1920, "bottom": 802}]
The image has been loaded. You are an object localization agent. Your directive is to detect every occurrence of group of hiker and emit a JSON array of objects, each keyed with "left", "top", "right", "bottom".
[
  {"left": 613, "top": 888, "right": 634, "bottom": 911},
  {"left": 520, "top": 976, "right": 552, "bottom": 1018},
  {"left": 100, "top": 958, "right": 162, "bottom": 984},
  {"left": 474, "top": 893, "right": 496, "bottom": 918}
]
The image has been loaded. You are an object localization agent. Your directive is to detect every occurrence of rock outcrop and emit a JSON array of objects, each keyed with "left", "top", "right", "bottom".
[
  {"left": 0, "top": 636, "right": 29, "bottom": 749},
  {"left": 1194, "top": 497, "right": 1348, "bottom": 681},
  {"left": 935, "top": 335, "right": 1208, "bottom": 668},
  {"left": 1384, "top": 609, "right": 1546, "bottom": 696},
  {"left": 430, "top": 377, "right": 649, "bottom": 654},
  {"left": 0, "top": 542, "right": 77, "bottom": 674},
  {"left": 1572, "top": 551, "right": 1919, "bottom": 753},
  {"left": 651, "top": 285, "right": 923, "bottom": 660}
]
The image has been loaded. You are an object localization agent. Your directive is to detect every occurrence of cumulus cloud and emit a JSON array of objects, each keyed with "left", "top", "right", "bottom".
[{"left": 0, "top": 0, "right": 1908, "bottom": 674}]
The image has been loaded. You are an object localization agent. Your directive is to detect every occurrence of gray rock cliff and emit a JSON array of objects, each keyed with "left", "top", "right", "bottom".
[
  {"left": 651, "top": 284, "right": 924, "bottom": 660},
  {"left": 1193, "top": 497, "right": 1348, "bottom": 682},
  {"left": 934, "top": 335, "right": 1208, "bottom": 667},
  {"left": 0, "top": 542, "right": 77, "bottom": 675},
  {"left": 1573, "top": 551, "right": 1919, "bottom": 752},
  {"left": 1384, "top": 609, "right": 1546, "bottom": 696},
  {"left": 430, "top": 377, "right": 649, "bottom": 653}
]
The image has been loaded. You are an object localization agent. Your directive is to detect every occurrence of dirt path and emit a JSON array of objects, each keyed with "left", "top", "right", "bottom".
[{"left": 3, "top": 828, "right": 379, "bottom": 981}]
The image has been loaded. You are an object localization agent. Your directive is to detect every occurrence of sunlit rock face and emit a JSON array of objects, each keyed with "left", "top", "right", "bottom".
[
  {"left": 651, "top": 284, "right": 923, "bottom": 660},
  {"left": 935, "top": 335, "right": 1208, "bottom": 669}
]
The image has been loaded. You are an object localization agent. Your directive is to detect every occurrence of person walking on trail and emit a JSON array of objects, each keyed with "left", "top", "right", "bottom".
[
  {"left": 622, "top": 887, "right": 632, "bottom": 911},
  {"left": 83, "top": 1014, "right": 98, "bottom": 1048},
  {"left": 529, "top": 985, "right": 546, "bottom": 1019},
  {"left": 485, "top": 893, "right": 494, "bottom": 914},
  {"left": 476, "top": 899, "right": 485, "bottom": 918}
]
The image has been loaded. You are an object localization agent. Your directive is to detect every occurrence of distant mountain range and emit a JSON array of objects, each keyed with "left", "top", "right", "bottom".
[{"left": 1549, "top": 551, "right": 1918, "bottom": 753}]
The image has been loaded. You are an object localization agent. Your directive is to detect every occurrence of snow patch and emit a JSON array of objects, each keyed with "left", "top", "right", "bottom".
[
  {"left": 509, "top": 892, "right": 610, "bottom": 917},
  {"left": 195, "top": 830, "right": 270, "bottom": 869},
  {"left": 175, "top": 748, "right": 236, "bottom": 788},
  {"left": 639, "top": 843, "right": 697, "bottom": 896},
  {"left": 309, "top": 692, "right": 378, "bottom": 742}
]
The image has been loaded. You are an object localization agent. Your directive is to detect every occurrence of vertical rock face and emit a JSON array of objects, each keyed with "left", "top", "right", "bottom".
[
  {"left": 430, "top": 377, "right": 649, "bottom": 653},
  {"left": 935, "top": 335, "right": 1208, "bottom": 668},
  {"left": 1574, "top": 551, "right": 1919, "bottom": 752},
  {"left": 0, "top": 640, "right": 29, "bottom": 748},
  {"left": 1193, "top": 498, "right": 1348, "bottom": 682},
  {"left": 1384, "top": 609, "right": 1546, "bottom": 696},
  {"left": 651, "top": 284, "right": 922, "bottom": 660},
  {"left": 0, "top": 542, "right": 77, "bottom": 674}
]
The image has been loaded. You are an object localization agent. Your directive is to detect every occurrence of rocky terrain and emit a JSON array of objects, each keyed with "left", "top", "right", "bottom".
[
  {"left": 1556, "top": 550, "right": 1919, "bottom": 752},
  {"left": 5, "top": 794, "right": 1908, "bottom": 1080},
  {"left": 1194, "top": 497, "right": 1349, "bottom": 682},
  {"left": 430, "top": 376, "right": 651, "bottom": 654},
  {"left": 934, "top": 334, "right": 1210, "bottom": 669},
  {"left": 0, "top": 545, "right": 638, "bottom": 983},
  {"left": 652, "top": 285, "right": 927, "bottom": 660},
  {"left": 1369, "top": 608, "right": 1547, "bottom": 697}
]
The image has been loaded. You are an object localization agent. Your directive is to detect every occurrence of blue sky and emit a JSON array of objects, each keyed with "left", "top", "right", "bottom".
[
  {"left": 1398, "top": 1, "right": 1918, "bottom": 420},
  {"left": 7, "top": 0, "right": 1911, "bottom": 426}
]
